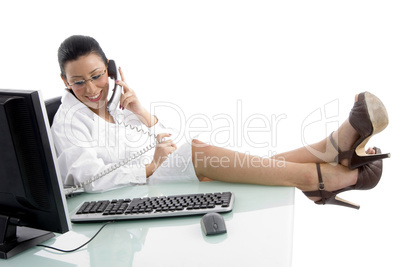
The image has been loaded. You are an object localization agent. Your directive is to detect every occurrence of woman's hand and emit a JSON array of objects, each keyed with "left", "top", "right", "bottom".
[
  {"left": 146, "top": 133, "right": 177, "bottom": 177},
  {"left": 116, "top": 67, "right": 157, "bottom": 127}
]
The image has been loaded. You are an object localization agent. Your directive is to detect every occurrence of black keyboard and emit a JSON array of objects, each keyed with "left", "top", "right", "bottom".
[{"left": 70, "top": 192, "right": 234, "bottom": 223}]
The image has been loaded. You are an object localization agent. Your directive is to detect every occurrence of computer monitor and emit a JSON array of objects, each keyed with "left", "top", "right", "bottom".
[{"left": 0, "top": 89, "right": 70, "bottom": 259}]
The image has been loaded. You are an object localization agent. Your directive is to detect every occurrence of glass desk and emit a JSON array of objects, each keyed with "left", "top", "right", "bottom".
[{"left": 4, "top": 181, "right": 294, "bottom": 267}]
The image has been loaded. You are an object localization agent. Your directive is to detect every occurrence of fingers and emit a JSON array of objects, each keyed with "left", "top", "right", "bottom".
[
  {"left": 114, "top": 67, "right": 131, "bottom": 95},
  {"left": 114, "top": 68, "right": 142, "bottom": 112},
  {"left": 366, "top": 147, "right": 376, "bottom": 155},
  {"left": 156, "top": 133, "right": 177, "bottom": 154},
  {"left": 120, "top": 91, "right": 138, "bottom": 110},
  {"left": 118, "top": 67, "right": 126, "bottom": 83},
  {"left": 115, "top": 79, "right": 138, "bottom": 110},
  {"left": 114, "top": 67, "right": 147, "bottom": 115},
  {"left": 152, "top": 133, "right": 176, "bottom": 169},
  {"left": 115, "top": 79, "right": 131, "bottom": 94},
  {"left": 156, "top": 133, "right": 171, "bottom": 143},
  {"left": 157, "top": 140, "right": 177, "bottom": 151}
]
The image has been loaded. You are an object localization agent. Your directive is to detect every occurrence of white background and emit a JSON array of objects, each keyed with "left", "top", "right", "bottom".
[{"left": 1, "top": 1, "right": 401, "bottom": 266}]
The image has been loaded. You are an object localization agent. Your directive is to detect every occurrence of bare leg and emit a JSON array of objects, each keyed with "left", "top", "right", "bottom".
[
  {"left": 271, "top": 119, "right": 359, "bottom": 165},
  {"left": 191, "top": 139, "right": 358, "bottom": 198},
  {"left": 271, "top": 94, "right": 375, "bottom": 166},
  {"left": 189, "top": 93, "right": 383, "bottom": 203}
]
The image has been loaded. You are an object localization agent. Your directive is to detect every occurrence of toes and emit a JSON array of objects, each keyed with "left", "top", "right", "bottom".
[{"left": 366, "top": 147, "right": 375, "bottom": 154}]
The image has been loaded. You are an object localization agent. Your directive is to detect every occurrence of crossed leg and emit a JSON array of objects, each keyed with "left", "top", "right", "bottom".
[
  {"left": 189, "top": 94, "right": 375, "bottom": 203},
  {"left": 190, "top": 138, "right": 359, "bottom": 201}
]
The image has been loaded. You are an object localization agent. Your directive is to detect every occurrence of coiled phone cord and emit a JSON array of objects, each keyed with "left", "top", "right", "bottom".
[{"left": 64, "top": 120, "right": 158, "bottom": 195}]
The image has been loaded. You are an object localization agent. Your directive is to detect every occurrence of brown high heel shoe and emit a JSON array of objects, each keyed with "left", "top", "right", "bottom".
[
  {"left": 330, "top": 91, "right": 390, "bottom": 170},
  {"left": 303, "top": 147, "right": 383, "bottom": 209}
]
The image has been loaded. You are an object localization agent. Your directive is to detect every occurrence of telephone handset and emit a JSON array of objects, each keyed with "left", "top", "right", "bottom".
[
  {"left": 106, "top": 60, "right": 122, "bottom": 117},
  {"left": 64, "top": 60, "right": 158, "bottom": 196}
]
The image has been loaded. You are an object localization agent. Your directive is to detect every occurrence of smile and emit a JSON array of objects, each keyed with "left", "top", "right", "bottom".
[{"left": 87, "top": 91, "right": 102, "bottom": 102}]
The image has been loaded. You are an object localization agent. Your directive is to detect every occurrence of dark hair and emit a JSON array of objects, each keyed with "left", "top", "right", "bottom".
[{"left": 58, "top": 35, "right": 108, "bottom": 78}]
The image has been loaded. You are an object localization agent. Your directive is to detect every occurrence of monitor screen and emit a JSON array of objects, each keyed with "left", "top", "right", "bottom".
[{"left": 0, "top": 89, "right": 70, "bottom": 259}]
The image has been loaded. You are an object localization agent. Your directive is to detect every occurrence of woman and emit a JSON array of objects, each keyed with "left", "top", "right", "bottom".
[{"left": 53, "top": 35, "right": 390, "bottom": 209}]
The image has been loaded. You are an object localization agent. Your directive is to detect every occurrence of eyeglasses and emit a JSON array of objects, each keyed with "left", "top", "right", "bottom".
[{"left": 67, "top": 69, "right": 107, "bottom": 90}]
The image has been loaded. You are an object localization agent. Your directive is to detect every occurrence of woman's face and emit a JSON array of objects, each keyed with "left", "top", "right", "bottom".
[{"left": 62, "top": 53, "right": 109, "bottom": 114}]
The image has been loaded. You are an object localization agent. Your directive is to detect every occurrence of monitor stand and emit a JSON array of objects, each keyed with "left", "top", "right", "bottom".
[{"left": 0, "top": 215, "right": 55, "bottom": 259}]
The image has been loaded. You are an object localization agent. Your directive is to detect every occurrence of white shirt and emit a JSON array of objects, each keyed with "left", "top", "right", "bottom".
[{"left": 51, "top": 92, "right": 176, "bottom": 193}]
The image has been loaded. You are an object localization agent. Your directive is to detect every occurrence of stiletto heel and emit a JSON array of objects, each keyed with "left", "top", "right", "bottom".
[
  {"left": 325, "top": 195, "right": 360, "bottom": 209},
  {"left": 330, "top": 92, "right": 390, "bottom": 170},
  {"left": 303, "top": 147, "right": 383, "bottom": 209}
]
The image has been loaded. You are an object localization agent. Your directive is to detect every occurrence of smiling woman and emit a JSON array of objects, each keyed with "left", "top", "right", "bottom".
[
  {"left": 62, "top": 55, "right": 110, "bottom": 117},
  {"left": 58, "top": 35, "right": 111, "bottom": 120},
  {"left": 51, "top": 35, "right": 390, "bottom": 211}
]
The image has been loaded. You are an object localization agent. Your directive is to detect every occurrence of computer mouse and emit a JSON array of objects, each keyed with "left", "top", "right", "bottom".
[{"left": 200, "top": 212, "right": 227, "bottom": 236}]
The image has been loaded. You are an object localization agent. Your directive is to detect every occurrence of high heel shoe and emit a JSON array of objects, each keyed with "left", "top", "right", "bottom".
[
  {"left": 303, "top": 147, "right": 383, "bottom": 209},
  {"left": 330, "top": 91, "right": 390, "bottom": 170}
]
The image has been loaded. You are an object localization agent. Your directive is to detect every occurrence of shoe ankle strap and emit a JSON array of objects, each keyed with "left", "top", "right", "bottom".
[
  {"left": 316, "top": 163, "right": 325, "bottom": 191},
  {"left": 329, "top": 132, "right": 353, "bottom": 163}
]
